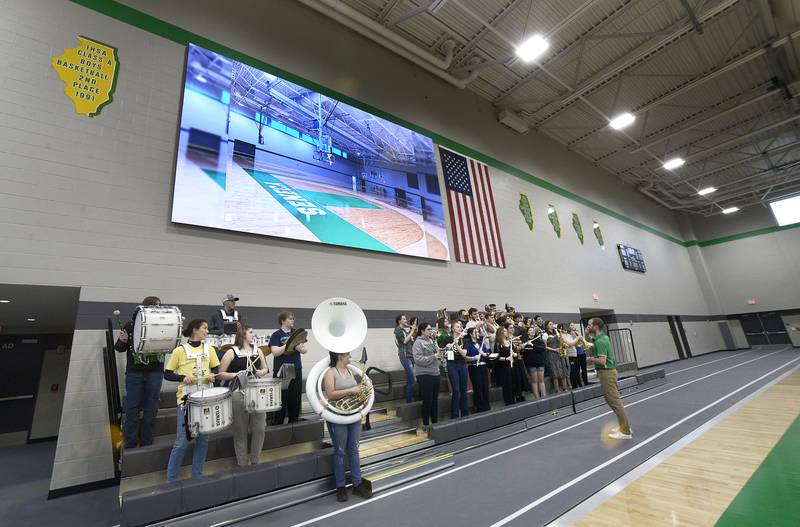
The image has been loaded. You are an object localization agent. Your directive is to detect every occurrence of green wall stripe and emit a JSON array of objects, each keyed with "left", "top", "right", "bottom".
[
  {"left": 715, "top": 413, "right": 800, "bottom": 526},
  {"left": 66, "top": 0, "right": 800, "bottom": 250}
]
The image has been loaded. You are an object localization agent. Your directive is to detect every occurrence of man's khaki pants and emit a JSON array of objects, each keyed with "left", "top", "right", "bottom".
[{"left": 597, "top": 368, "right": 631, "bottom": 434}]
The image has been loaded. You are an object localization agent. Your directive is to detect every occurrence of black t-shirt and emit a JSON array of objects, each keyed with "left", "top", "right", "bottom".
[
  {"left": 441, "top": 335, "right": 465, "bottom": 363},
  {"left": 114, "top": 316, "right": 164, "bottom": 373},
  {"left": 523, "top": 338, "right": 547, "bottom": 368},
  {"left": 270, "top": 328, "right": 302, "bottom": 375}
]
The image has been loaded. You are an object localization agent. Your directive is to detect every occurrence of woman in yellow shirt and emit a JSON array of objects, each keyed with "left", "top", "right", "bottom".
[{"left": 164, "top": 319, "right": 220, "bottom": 482}]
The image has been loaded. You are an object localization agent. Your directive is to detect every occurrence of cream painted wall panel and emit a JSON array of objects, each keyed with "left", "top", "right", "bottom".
[
  {"left": 608, "top": 321, "right": 679, "bottom": 367},
  {"left": 50, "top": 330, "right": 114, "bottom": 491},
  {"left": 727, "top": 319, "right": 750, "bottom": 349},
  {"left": 29, "top": 347, "right": 71, "bottom": 440},
  {"left": 697, "top": 229, "right": 800, "bottom": 313},
  {"left": 682, "top": 321, "right": 726, "bottom": 356}
]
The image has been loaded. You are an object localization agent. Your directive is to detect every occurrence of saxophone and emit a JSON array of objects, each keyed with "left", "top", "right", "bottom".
[
  {"left": 558, "top": 330, "right": 568, "bottom": 358},
  {"left": 332, "top": 366, "right": 373, "bottom": 412}
]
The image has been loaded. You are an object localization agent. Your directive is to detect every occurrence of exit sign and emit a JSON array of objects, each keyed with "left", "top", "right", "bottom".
[{"left": 746, "top": 299, "right": 757, "bottom": 305}]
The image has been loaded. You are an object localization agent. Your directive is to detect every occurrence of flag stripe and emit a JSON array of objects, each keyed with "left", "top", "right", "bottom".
[
  {"left": 468, "top": 160, "right": 487, "bottom": 266},
  {"left": 478, "top": 163, "right": 499, "bottom": 267},
  {"left": 454, "top": 190, "right": 469, "bottom": 263},
  {"left": 446, "top": 188, "right": 462, "bottom": 263},
  {"left": 482, "top": 162, "right": 505, "bottom": 267},
  {"left": 462, "top": 189, "right": 478, "bottom": 264}
]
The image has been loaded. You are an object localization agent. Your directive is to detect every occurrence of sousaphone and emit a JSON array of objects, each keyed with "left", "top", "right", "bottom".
[{"left": 305, "top": 297, "right": 374, "bottom": 425}]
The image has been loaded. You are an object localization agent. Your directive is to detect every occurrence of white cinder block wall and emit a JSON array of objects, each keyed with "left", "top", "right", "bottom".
[{"left": 0, "top": 0, "right": 740, "bottom": 491}]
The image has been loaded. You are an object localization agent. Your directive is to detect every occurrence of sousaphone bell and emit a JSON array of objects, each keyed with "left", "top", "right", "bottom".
[{"left": 305, "top": 298, "right": 374, "bottom": 425}]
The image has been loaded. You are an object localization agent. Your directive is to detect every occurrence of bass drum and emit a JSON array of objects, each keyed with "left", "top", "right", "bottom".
[
  {"left": 244, "top": 377, "right": 282, "bottom": 413},
  {"left": 186, "top": 387, "right": 233, "bottom": 437},
  {"left": 133, "top": 306, "right": 183, "bottom": 355}
]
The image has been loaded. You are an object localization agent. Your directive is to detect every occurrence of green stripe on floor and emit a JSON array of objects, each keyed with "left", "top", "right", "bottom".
[
  {"left": 715, "top": 414, "right": 800, "bottom": 527},
  {"left": 243, "top": 169, "right": 395, "bottom": 253},
  {"left": 298, "top": 190, "right": 381, "bottom": 209},
  {"left": 201, "top": 168, "right": 226, "bottom": 190}
]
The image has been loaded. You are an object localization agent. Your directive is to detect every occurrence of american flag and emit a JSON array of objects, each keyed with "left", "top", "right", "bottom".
[{"left": 440, "top": 147, "right": 506, "bottom": 268}]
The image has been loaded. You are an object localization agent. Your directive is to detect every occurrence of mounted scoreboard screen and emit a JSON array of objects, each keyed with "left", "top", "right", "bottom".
[
  {"left": 617, "top": 244, "right": 646, "bottom": 273},
  {"left": 171, "top": 44, "right": 450, "bottom": 261}
]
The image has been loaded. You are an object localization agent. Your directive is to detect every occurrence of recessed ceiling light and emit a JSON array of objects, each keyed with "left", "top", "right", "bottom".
[
  {"left": 609, "top": 113, "right": 635, "bottom": 130},
  {"left": 515, "top": 34, "right": 550, "bottom": 62},
  {"left": 27, "top": 318, "right": 36, "bottom": 322},
  {"left": 663, "top": 157, "right": 685, "bottom": 170},
  {"left": 697, "top": 186, "right": 717, "bottom": 196},
  {"left": 547, "top": 206, "right": 555, "bottom": 214},
  {"left": 0, "top": 299, "right": 10, "bottom": 303},
  {"left": 722, "top": 207, "right": 740, "bottom": 214},
  {"left": 592, "top": 222, "right": 600, "bottom": 229}
]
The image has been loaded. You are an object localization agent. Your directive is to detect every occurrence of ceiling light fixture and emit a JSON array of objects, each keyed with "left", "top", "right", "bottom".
[
  {"left": 0, "top": 299, "right": 10, "bottom": 303},
  {"left": 515, "top": 34, "right": 550, "bottom": 62},
  {"left": 27, "top": 318, "right": 36, "bottom": 322},
  {"left": 697, "top": 186, "right": 717, "bottom": 196},
  {"left": 722, "top": 207, "right": 740, "bottom": 214},
  {"left": 609, "top": 113, "right": 635, "bottom": 130},
  {"left": 662, "top": 157, "right": 685, "bottom": 170}
]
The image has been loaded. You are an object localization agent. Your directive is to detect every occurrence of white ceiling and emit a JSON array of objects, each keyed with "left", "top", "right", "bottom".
[{"left": 307, "top": 0, "right": 800, "bottom": 216}]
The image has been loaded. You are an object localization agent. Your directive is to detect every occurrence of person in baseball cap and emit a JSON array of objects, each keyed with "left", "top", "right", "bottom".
[{"left": 209, "top": 294, "right": 242, "bottom": 335}]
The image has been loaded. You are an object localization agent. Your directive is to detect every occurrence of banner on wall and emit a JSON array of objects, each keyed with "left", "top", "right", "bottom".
[
  {"left": 519, "top": 193, "right": 534, "bottom": 231},
  {"left": 440, "top": 147, "right": 506, "bottom": 268},
  {"left": 51, "top": 36, "right": 119, "bottom": 117},
  {"left": 571, "top": 212, "right": 584, "bottom": 244}
]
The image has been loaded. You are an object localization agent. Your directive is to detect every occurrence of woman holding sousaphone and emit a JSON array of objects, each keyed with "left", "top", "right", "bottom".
[
  {"left": 217, "top": 326, "right": 273, "bottom": 467},
  {"left": 305, "top": 298, "right": 375, "bottom": 503}
]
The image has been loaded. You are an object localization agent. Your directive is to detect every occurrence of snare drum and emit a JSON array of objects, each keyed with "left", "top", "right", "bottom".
[
  {"left": 185, "top": 387, "right": 233, "bottom": 437},
  {"left": 133, "top": 306, "right": 183, "bottom": 355},
  {"left": 244, "top": 377, "right": 282, "bottom": 413}
]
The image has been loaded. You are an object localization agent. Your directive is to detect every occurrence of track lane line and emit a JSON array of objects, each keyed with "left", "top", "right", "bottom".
[
  {"left": 490, "top": 354, "right": 800, "bottom": 526},
  {"left": 283, "top": 348, "right": 790, "bottom": 527}
]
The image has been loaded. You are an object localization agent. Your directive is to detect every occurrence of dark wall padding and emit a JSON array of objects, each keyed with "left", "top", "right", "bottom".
[
  {"left": 122, "top": 447, "right": 335, "bottom": 527},
  {"left": 395, "top": 386, "right": 503, "bottom": 422},
  {"left": 121, "top": 421, "right": 324, "bottom": 477}
]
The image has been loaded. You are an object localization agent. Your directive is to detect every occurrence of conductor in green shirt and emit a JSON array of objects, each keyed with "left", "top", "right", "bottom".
[{"left": 587, "top": 317, "right": 633, "bottom": 440}]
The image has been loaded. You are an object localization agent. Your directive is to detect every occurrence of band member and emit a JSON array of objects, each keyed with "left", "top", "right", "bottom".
[
  {"left": 270, "top": 311, "right": 308, "bottom": 424},
  {"left": 441, "top": 320, "right": 469, "bottom": 418},
  {"left": 522, "top": 325, "right": 546, "bottom": 399},
  {"left": 576, "top": 324, "right": 590, "bottom": 386},
  {"left": 164, "top": 319, "right": 219, "bottom": 482},
  {"left": 563, "top": 323, "right": 585, "bottom": 388},
  {"left": 436, "top": 317, "right": 453, "bottom": 395},
  {"left": 509, "top": 322, "right": 529, "bottom": 401},
  {"left": 209, "top": 294, "right": 242, "bottom": 336},
  {"left": 114, "top": 296, "right": 163, "bottom": 448},
  {"left": 218, "top": 326, "right": 269, "bottom": 466},
  {"left": 586, "top": 318, "right": 632, "bottom": 439},
  {"left": 412, "top": 322, "right": 441, "bottom": 430},
  {"left": 465, "top": 327, "right": 491, "bottom": 412},
  {"left": 544, "top": 321, "right": 568, "bottom": 393},
  {"left": 395, "top": 314, "right": 417, "bottom": 403},
  {"left": 494, "top": 326, "right": 515, "bottom": 405},
  {"left": 534, "top": 315, "right": 545, "bottom": 331},
  {"left": 323, "top": 351, "right": 373, "bottom": 502}
]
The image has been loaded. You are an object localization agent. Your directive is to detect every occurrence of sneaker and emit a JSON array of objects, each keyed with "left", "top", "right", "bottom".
[
  {"left": 352, "top": 481, "right": 373, "bottom": 499},
  {"left": 611, "top": 427, "right": 633, "bottom": 434},
  {"left": 608, "top": 430, "right": 633, "bottom": 440},
  {"left": 336, "top": 487, "right": 348, "bottom": 502}
]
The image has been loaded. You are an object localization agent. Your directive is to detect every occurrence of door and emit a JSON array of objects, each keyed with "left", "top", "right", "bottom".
[
  {"left": 739, "top": 313, "right": 768, "bottom": 345},
  {"left": 760, "top": 312, "right": 790, "bottom": 344}
]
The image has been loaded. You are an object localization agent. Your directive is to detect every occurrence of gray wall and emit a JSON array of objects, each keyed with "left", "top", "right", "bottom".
[
  {"left": 689, "top": 208, "right": 800, "bottom": 314},
  {"left": 0, "top": 0, "right": 739, "bottom": 491}
]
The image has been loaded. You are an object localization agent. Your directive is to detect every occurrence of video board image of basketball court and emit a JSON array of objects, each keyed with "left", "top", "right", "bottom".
[{"left": 171, "top": 44, "right": 450, "bottom": 260}]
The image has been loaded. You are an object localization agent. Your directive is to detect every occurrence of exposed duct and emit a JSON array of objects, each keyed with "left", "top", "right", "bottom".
[{"left": 297, "top": 0, "right": 481, "bottom": 89}]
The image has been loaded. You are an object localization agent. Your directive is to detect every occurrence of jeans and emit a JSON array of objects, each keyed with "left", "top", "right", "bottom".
[
  {"left": 447, "top": 362, "right": 469, "bottom": 418},
  {"left": 328, "top": 421, "right": 362, "bottom": 488},
  {"left": 416, "top": 375, "right": 440, "bottom": 426},
  {"left": 400, "top": 359, "right": 415, "bottom": 403},
  {"left": 274, "top": 372, "right": 302, "bottom": 424},
  {"left": 166, "top": 405, "right": 209, "bottom": 482},
  {"left": 124, "top": 370, "right": 163, "bottom": 447}
]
